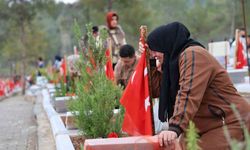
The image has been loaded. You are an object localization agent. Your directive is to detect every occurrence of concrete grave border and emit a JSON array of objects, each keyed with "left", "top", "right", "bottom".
[{"left": 42, "top": 89, "right": 75, "bottom": 150}]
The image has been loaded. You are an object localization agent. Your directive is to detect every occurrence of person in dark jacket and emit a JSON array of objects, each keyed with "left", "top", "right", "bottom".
[{"left": 146, "top": 22, "right": 250, "bottom": 149}]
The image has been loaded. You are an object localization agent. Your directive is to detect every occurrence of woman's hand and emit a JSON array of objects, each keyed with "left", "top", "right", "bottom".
[
  {"left": 138, "top": 41, "right": 145, "bottom": 54},
  {"left": 158, "top": 130, "right": 177, "bottom": 147}
]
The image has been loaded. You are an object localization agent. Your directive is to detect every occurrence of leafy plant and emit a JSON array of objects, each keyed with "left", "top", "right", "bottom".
[
  {"left": 68, "top": 22, "right": 123, "bottom": 138},
  {"left": 186, "top": 121, "right": 200, "bottom": 150},
  {"left": 55, "top": 79, "right": 67, "bottom": 97}
]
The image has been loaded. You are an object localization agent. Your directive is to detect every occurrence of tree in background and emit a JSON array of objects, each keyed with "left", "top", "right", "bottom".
[
  {"left": 0, "top": 0, "right": 48, "bottom": 94},
  {"left": 0, "top": 0, "right": 249, "bottom": 77}
]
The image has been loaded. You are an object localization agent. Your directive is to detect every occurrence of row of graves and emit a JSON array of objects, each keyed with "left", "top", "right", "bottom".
[
  {"left": 40, "top": 25, "right": 175, "bottom": 150},
  {"left": 208, "top": 40, "right": 249, "bottom": 86},
  {"left": 44, "top": 82, "right": 169, "bottom": 150},
  {"left": 208, "top": 28, "right": 250, "bottom": 86},
  {"left": 40, "top": 25, "right": 250, "bottom": 150}
]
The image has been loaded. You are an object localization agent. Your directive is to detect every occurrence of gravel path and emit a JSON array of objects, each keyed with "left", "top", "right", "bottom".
[
  {"left": 0, "top": 95, "right": 37, "bottom": 150},
  {"left": 0, "top": 92, "right": 55, "bottom": 150}
]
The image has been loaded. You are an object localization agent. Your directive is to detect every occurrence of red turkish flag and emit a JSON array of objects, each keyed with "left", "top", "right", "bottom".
[
  {"left": 61, "top": 58, "right": 67, "bottom": 83},
  {"left": 0, "top": 80, "right": 6, "bottom": 96},
  {"left": 236, "top": 40, "right": 247, "bottom": 69},
  {"left": 105, "top": 49, "right": 114, "bottom": 80},
  {"left": 120, "top": 51, "right": 153, "bottom": 136},
  {"left": 8, "top": 80, "right": 15, "bottom": 92}
]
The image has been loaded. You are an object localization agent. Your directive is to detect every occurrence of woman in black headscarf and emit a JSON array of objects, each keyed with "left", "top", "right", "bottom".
[{"left": 147, "top": 22, "right": 250, "bottom": 149}]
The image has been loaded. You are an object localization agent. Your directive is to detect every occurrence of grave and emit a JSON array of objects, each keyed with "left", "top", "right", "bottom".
[
  {"left": 84, "top": 136, "right": 180, "bottom": 150},
  {"left": 53, "top": 96, "right": 76, "bottom": 113},
  {"left": 227, "top": 67, "right": 248, "bottom": 84}
]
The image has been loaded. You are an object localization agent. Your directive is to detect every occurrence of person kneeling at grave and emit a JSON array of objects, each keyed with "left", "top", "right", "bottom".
[{"left": 114, "top": 44, "right": 139, "bottom": 88}]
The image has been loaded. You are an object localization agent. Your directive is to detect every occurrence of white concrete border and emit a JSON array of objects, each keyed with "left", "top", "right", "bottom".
[
  {"left": 234, "top": 76, "right": 250, "bottom": 93},
  {"left": 42, "top": 89, "right": 75, "bottom": 150},
  {"left": 56, "top": 134, "right": 75, "bottom": 150}
]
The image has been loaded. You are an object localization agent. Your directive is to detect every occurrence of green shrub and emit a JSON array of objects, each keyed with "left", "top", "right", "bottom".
[
  {"left": 68, "top": 23, "right": 123, "bottom": 138},
  {"left": 186, "top": 121, "right": 200, "bottom": 150},
  {"left": 55, "top": 79, "right": 67, "bottom": 97}
]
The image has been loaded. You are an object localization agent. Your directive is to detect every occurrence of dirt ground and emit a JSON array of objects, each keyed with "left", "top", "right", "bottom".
[{"left": 33, "top": 93, "right": 56, "bottom": 150}]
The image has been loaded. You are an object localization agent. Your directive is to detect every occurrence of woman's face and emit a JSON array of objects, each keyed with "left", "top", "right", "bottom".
[
  {"left": 110, "top": 16, "right": 118, "bottom": 28},
  {"left": 149, "top": 50, "right": 164, "bottom": 65}
]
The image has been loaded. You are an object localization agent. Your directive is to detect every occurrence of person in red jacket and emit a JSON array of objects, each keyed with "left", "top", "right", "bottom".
[{"left": 147, "top": 22, "right": 250, "bottom": 149}]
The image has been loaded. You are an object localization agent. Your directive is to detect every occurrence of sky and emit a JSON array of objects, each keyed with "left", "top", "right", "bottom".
[{"left": 55, "top": 0, "right": 78, "bottom": 4}]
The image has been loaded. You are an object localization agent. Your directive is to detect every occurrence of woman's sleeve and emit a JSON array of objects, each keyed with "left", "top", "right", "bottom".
[{"left": 168, "top": 49, "right": 213, "bottom": 136}]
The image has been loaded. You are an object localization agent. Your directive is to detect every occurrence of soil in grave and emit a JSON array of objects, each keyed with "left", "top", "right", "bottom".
[{"left": 70, "top": 135, "right": 86, "bottom": 150}]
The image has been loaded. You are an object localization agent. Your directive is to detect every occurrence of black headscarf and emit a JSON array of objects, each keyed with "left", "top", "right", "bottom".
[{"left": 147, "top": 22, "right": 204, "bottom": 122}]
